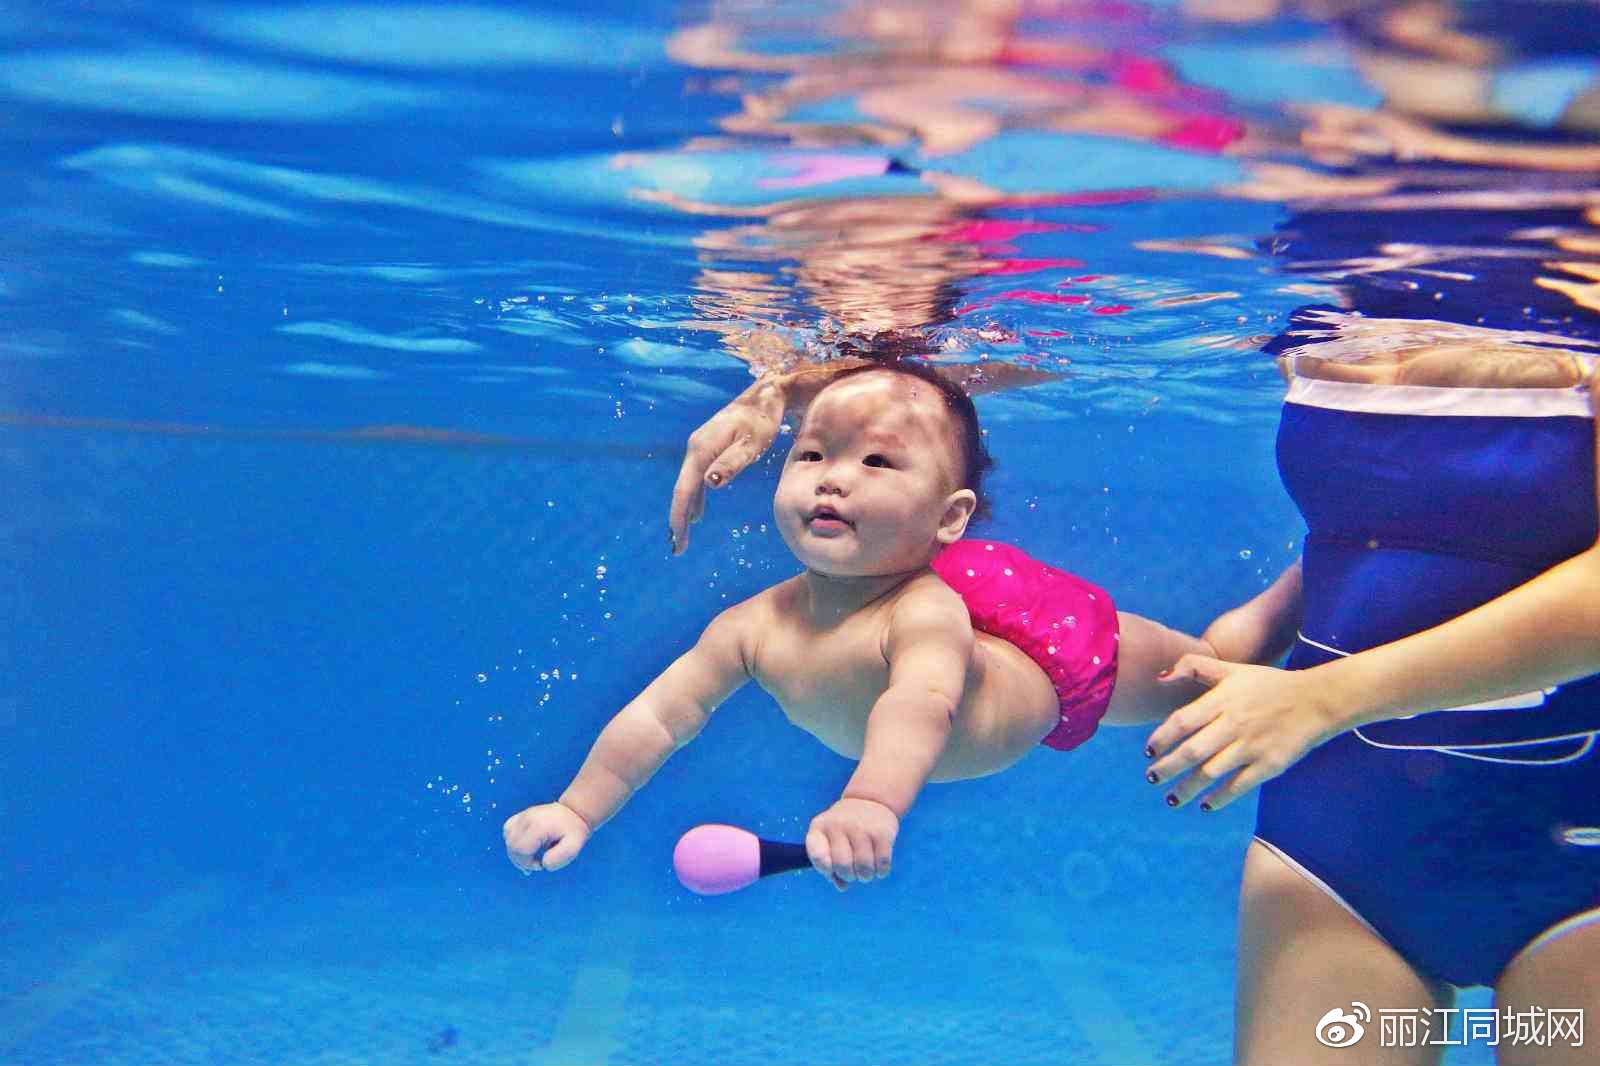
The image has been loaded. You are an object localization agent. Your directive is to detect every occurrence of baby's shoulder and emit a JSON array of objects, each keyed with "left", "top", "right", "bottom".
[
  {"left": 883, "top": 571, "right": 974, "bottom": 637},
  {"left": 712, "top": 579, "right": 791, "bottom": 632}
]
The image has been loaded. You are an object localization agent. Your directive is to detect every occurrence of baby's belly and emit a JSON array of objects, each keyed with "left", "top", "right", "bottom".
[
  {"left": 767, "top": 635, "right": 1059, "bottom": 782},
  {"left": 932, "top": 635, "right": 1059, "bottom": 781}
]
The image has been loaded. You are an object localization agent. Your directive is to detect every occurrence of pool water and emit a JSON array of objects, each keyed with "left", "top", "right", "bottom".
[{"left": 3, "top": 2, "right": 1596, "bottom": 1063}]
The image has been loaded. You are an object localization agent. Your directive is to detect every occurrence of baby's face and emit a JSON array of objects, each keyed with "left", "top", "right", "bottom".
[{"left": 774, "top": 373, "right": 973, "bottom": 578}]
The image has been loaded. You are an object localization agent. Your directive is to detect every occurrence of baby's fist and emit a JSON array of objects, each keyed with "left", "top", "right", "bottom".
[
  {"left": 502, "top": 803, "right": 591, "bottom": 874},
  {"left": 805, "top": 798, "right": 899, "bottom": 891}
]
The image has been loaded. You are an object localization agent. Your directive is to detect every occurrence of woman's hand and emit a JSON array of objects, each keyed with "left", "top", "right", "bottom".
[
  {"left": 1142, "top": 655, "right": 1346, "bottom": 812},
  {"left": 668, "top": 376, "right": 789, "bottom": 555}
]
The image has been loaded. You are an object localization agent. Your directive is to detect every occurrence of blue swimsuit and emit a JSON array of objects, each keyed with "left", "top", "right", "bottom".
[{"left": 1255, "top": 369, "right": 1600, "bottom": 988}]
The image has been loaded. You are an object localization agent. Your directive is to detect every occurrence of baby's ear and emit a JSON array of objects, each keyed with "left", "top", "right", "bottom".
[{"left": 937, "top": 489, "right": 978, "bottom": 543}]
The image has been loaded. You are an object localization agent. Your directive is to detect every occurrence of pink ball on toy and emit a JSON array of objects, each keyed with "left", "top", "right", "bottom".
[{"left": 673, "top": 823, "right": 763, "bottom": 895}]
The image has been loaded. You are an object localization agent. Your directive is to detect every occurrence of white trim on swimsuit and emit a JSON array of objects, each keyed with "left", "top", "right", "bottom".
[
  {"left": 1284, "top": 373, "right": 1594, "bottom": 419},
  {"left": 1254, "top": 837, "right": 1600, "bottom": 985}
]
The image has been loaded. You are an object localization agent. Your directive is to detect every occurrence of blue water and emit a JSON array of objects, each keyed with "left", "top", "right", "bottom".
[{"left": 4, "top": 2, "right": 1596, "bottom": 1063}]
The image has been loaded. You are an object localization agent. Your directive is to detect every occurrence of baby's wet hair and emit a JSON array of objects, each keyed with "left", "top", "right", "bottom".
[{"left": 817, "top": 356, "right": 995, "bottom": 523}]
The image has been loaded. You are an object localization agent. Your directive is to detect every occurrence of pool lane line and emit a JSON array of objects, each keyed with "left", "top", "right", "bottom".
[
  {"left": 1011, "top": 907, "right": 1163, "bottom": 1064},
  {"left": 0, "top": 412, "right": 670, "bottom": 459},
  {"left": 0, "top": 879, "right": 226, "bottom": 1057},
  {"left": 539, "top": 906, "right": 640, "bottom": 1065}
]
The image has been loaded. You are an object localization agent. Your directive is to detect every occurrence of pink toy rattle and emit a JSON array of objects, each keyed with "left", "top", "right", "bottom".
[{"left": 672, "top": 824, "right": 810, "bottom": 895}]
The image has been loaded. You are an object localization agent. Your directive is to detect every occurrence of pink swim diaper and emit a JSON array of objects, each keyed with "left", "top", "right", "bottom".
[{"left": 931, "top": 539, "right": 1119, "bottom": 751}]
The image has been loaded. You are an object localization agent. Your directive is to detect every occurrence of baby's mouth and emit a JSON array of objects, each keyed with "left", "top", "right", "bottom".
[{"left": 807, "top": 505, "right": 851, "bottom": 528}]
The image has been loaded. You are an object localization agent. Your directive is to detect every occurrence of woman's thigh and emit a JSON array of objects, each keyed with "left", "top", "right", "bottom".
[
  {"left": 1236, "top": 841, "right": 1453, "bottom": 1066},
  {"left": 1494, "top": 915, "right": 1600, "bottom": 1066}
]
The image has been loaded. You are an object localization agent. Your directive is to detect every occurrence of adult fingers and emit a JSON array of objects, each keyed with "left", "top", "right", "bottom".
[
  {"left": 1164, "top": 740, "right": 1246, "bottom": 809},
  {"left": 1156, "top": 653, "right": 1233, "bottom": 690},
  {"left": 668, "top": 460, "right": 709, "bottom": 556},
  {"left": 1146, "top": 713, "right": 1234, "bottom": 793},
  {"left": 1193, "top": 760, "right": 1278, "bottom": 813},
  {"left": 703, "top": 429, "right": 774, "bottom": 490},
  {"left": 669, "top": 423, "right": 737, "bottom": 548},
  {"left": 1143, "top": 687, "right": 1225, "bottom": 761}
]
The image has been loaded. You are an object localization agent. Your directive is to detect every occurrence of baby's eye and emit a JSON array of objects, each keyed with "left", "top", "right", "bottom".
[
  {"left": 796, "top": 450, "right": 822, "bottom": 462},
  {"left": 863, "top": 454, "right": 892, "bottom": 468}
]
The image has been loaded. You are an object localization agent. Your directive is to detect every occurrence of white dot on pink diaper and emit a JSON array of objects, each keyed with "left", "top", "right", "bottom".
[
  {"left": 1003, "top": 568, "right": 1013, "bottom": 576},
  {"left": 985, "top": 543, "right": 994, "bottom": 551},
  {"left": 1092, "top": 656, "right": 1101, "bottom": 665},
  {"left": 966, "top": 569, "right": 975, "bottom": 577},
  {"left": 1047, "top": 646, "right": 1057, "bottom": 655},
  {"left": 1087, "top": 593, "right": 1096, "bottom": 601}
]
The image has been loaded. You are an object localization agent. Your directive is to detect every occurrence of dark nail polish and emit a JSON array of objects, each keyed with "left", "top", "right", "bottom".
[
  {"left": 1165, "top": 794, "right": 1178, "bottom": 807},
  {"left": 1199, "top": 801, "right": 1213, "bottom": 813},
  {"left": 1143, "top": 745, "right": 1155, "bottom": 759},
  {"left": 1145, "top": 770, "right": 1159, "bottom": 785}
]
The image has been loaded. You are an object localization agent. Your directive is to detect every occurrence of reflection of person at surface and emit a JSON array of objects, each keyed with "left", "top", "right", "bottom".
[
  {"left": 646, "top": 0, "right": 1265, "bottom": 375},
  {"left": 668, "top": 0, "right": 1254, "bottom": 159},
  {"left": 1193, "top": 0, "right": 1600, "bottom": 172}
]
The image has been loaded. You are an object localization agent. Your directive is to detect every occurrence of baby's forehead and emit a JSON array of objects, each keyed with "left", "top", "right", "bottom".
[{"left": 804, "top": 373, "right": 962, "bottom": 459}]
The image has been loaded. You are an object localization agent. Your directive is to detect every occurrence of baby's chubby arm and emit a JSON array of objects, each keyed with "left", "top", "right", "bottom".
[
  {"left": 1105, "top": 562, "right": 1304, "bottom": 727},
  {"left": 502, "top": 602, "right": 754, "bottom": 874},
  {"left": 1197, "top": 559, "right": 1303, "bottom": 667},
  {"left": 807, "top": 585, "right": 971, "bottom": 890}
]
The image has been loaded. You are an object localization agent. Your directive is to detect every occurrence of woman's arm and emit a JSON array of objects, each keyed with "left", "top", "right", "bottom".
[
  {"left": 1314, "top": 544, "right": 1600, "bottom": 731},
  {"left": 1199, "top": 559, "right": 1303, "bottom": 666}
]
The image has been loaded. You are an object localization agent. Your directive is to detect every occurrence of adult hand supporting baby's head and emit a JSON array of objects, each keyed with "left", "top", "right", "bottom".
[{"left": 669, "top": 374, "right": 789, "bottom": 555}]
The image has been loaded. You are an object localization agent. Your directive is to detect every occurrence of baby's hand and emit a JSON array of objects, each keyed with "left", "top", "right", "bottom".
[
  {"left": 805, "top": 797, "right": 899, "bottom": 892},
  {"left": 502, "top": 803, "right": 591, "bottom": 875}
]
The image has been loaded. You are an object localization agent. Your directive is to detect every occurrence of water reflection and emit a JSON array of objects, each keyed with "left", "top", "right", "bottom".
[
  {"left": 0, "top": 0, "right": 1595, "bottom": 418},
  {"left": 637, "top": 0, "right": 1598, "bottom": 382}
]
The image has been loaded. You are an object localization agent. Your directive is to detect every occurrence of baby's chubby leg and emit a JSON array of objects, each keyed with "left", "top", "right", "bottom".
[{"left": 1102, "top": 612, "right": 1216, "bottom": 725}]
